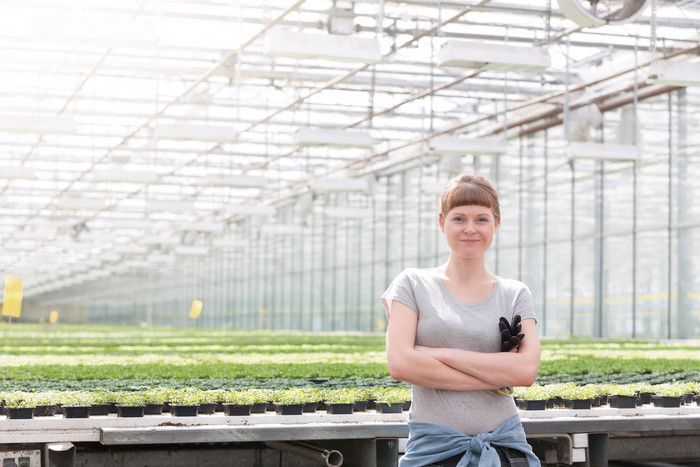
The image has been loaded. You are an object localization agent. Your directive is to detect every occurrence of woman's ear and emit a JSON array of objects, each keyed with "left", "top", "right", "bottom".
[{"left": 439, "top": 214, "right": 445, "bottom": 232}]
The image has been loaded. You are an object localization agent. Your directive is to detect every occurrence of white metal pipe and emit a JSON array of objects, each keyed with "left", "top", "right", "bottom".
[{"left": 265, "top": 441, "right": 343, "bottom": 467}]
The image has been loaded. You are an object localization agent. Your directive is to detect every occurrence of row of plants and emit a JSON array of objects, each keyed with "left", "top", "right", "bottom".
[
  {"left": 4, "top": 380, "right": 698, "bottom": 418},
  {"left": 1, "top": 386, "right": 412, "bottom": 415},
  {"left": 514, "top": 381, "right": 700, "bottom": 401},
  {"left": 2, "top": 324, "right": 700, "bottom": 392},
  {"left": 512, "top": 381, "right": 700, "bottom": 410},
  {"left": 1, "top": 324, "right": 699, "bottom": 410}
]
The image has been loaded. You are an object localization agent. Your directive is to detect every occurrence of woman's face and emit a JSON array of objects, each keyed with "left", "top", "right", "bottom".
[{"left": 439, "top": 204, "right": 499, "bottom": 259}]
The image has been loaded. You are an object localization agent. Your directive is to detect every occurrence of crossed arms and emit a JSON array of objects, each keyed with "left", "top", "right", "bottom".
[{"left": 385, "top": 300, "right": 541, "bottom": 391}]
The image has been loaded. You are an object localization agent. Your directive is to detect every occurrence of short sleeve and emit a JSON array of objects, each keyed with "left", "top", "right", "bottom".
[
  {"left": 513, "top": 284, "right": 537, "bottom": 323},
  {"left": 380, "top": 269, "right": 419, "bottom": 320}
]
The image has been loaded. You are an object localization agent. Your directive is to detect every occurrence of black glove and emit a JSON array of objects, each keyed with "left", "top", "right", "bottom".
[{"left": 499, "top": 314, "right": 525, "bottom": 352}]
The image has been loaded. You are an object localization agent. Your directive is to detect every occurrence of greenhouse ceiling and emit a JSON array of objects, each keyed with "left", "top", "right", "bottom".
[{"left": 1, "top": 0, "right": 700, "bottom": 299}]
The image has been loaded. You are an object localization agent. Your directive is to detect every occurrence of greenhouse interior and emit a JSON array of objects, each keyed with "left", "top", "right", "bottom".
[
  {"left": 0, "top": 0, "right": 700, "bottom": 338},
  {"left": 2, "top": 0, "right": 699, "bottom": 339},
  {"left": 2, "top": 1, "right": 700, "bottom": 466}
]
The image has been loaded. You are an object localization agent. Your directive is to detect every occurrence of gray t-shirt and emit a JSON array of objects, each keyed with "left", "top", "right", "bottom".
[{"left": 381, "top": 267, "right": 537, "bottom": 435}]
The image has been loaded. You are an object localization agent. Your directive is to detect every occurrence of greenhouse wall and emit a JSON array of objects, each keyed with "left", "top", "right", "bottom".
[{"left": 22, "top": 90, "right": 700, "bottom": 339}]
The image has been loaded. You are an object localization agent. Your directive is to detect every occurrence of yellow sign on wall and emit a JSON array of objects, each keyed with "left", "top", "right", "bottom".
[
  {"left": 2, "top": 276, "right": 23, "bottom": 319},
  {"left": 50, "top": 310, "right": 59, "bottom": 324},
  {"left": 189, "top": 300, "right": 203, "bottom": 319}
]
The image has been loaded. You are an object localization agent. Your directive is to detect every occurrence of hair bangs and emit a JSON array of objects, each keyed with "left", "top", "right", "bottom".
[
  {"left": 439, "top": 174, "right": 501, "bottom": 223},
  {"left": 444, "top": 182, "right": 494, "bottom": 213}
]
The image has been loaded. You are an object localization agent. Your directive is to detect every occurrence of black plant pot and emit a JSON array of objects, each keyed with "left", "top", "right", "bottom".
[
  {"left": 89, "top": 404, "right": 112, "bottom": 416},
  {"left": 63, "top": 406, "right": 91, "bottom": 418},
  {"left": 302, "top": 402, "right": 318, "bottom": 413},
  {"left": 638, "top": 392, "right": 654, "bottom": 405},
  {"left": 250, "top": 402, "right": 269, "bottom": 414},
  {"left": 198, "top": 403, "right": 217, "bottom": 415},
  {"left": 6, "top": 407, "right": 35, "bottom": 419},
  {"left": 547, "top": 397, "right": 565, "bottom": 409},
  {"left": 608, "top": 395, "right": 637, "bottom": 409},
  {"left": 143, "top": 404, "right": 163, "bottom": 415},
  {"left": 34, "top": 405, "right": 58, "bottom": 417},
  {"left": 275, "top": 404, "right": 303, "bottom": 415},
  {"left": 117, "top": 405, "right": 145, "bottom": 418},
  {"left": 652, "top": 396, "right": 681, "bottom": 408},
  {"left": 326, "top": 403, "right": 354, "bottom": 414},
  {"left": 564, "top": 399, "right": 593, "bottom": 410},
  {"left": 171, "top": 405, "right": 199, "bottom": 417},
  {"left": 353, "top": 400, "right": 368, "bottom": 412},
  {"left": 375, "top": 402, "right": 403, "bottom": 414},
  {"left": 517, "top": 399, "right": 547, "bottom": 411},
  {"left": 223, "top": 404, "right": 252, "bottom": 416}
]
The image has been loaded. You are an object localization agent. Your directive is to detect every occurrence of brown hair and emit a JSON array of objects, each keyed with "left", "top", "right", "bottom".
[{"left": 439, "top": 174, "right": 500, "bottom": 223}]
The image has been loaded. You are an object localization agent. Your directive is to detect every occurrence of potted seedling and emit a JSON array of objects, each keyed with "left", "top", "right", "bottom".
[
  {"left": 115, "top": 391, "right": 147, "bottom": 417},
  {"left": 32, "top": 390, "right": 60, "bottom": 417},
  {"left": 323, "top": 388, "right": 360, "bottom": 414},
  {"left": 222, "top": 390, "right": 256, "bottom": 416},
  {"left": 373, "top": 387, "right": 409, "bottom": 414},
  {"left": 89, "top": 390, "right": 118, "bottom": 416},
  {"left": 628, "top": 383, "right": 657, "bottom": 406},
  {"left": 559, "top": 384, "right": 597, "bottom": 410},
  {"left": 59, "top": 391, "right": 94, "bottom": 418},
  {"left": 195, "top": 390, "right": 225, "bottom": 415},
  {"left": 651, "top": 383, "right": 686, "bottom": 408},
  {"left": 142, "top": 387, "right": 173, "bottom": 415},
  {"left": 606, "top": 384, "right": 639, "bottom": 409},
  {"left": 245, "top": 389, "right": 273, "bottom": 413},
  {"left": 3, "top": 392, "right": 36, "bottom": 419},
  {"left": 272, "top": 388, "right": 308, "bottom": 415},
  {"left": 169, "top": 388, "right": 204, "bottom": 417},
  {"left": 205, "top": 389, "right": 228, "bottom": 413},
  {"left": 513, "top": 385, "right": 550, "bottom": 411}
]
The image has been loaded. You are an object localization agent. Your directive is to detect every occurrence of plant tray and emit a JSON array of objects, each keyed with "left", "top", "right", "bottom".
[
  {"left": 223, "top": 404, "right": 252, "bottom": 416},
  {"left": 326, "top": 403, "right": 354, "bottom": 414},
  {"left": 652, "top": 396, "right": 682, "bottom": 408},
  {"left": 517, "top": 399, "right": 546, "bottom": 411},
  {"left": 275, "top": 404, "right": 303, "bottom": 416},
  {"left": 375, "top": 402, "right": 403, "bottom": 414},
  {"left": 171, "top": 405, "right": 199, "bottom": 417},
  {"left": 63, "top": 406, "right": 91, "bottom": 418},
  {"left": 117, "top": 405, "right": 145, "bottom": 418},
  {"left": 608, "top": 395, "right": 637, "bottom": 409}
]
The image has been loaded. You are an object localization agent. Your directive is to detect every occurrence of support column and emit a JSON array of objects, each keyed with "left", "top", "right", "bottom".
[{"left": 676, "top": 88, "right": 693, "bottom": 338}]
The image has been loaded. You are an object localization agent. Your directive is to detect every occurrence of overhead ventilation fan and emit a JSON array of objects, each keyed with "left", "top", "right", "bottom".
[{"left": 557, "top": 0, "right": 649, "bottom": 28}]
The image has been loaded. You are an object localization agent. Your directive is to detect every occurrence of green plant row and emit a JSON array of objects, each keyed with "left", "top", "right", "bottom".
[
  {"left": 2, "top": 324, "right": 700, "bottom": 393},
  {"left": 4, "top": 381, "right": 698, "bottom": 410},
  {"left": 0, "top": 386, "right": 412, "bottom": 409},
  {"left": 513, "top": 381, "right": 700, "bottom": 401}
]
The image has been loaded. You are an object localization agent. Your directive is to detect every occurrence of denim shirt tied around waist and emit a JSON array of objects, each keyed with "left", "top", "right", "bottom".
[{"left": 399, "top": 414, "right": 541, "bottom": 467}]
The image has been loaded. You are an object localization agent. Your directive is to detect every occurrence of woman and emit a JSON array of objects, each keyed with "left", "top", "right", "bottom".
[{"left": 382, "top": 174, "right": 541, "bottom": 467}]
